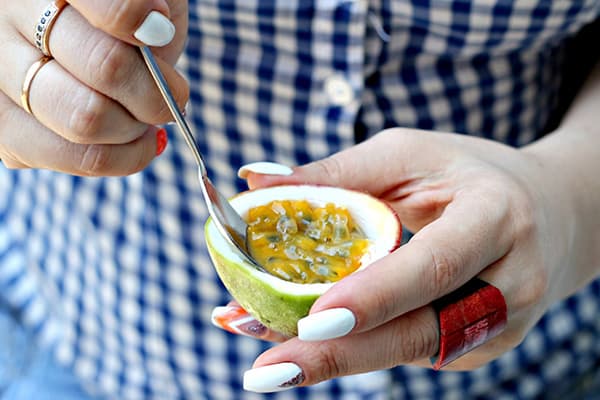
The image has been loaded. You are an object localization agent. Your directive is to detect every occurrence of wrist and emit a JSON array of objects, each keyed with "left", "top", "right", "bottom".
[{"left": 522, "top": 126, "right": 600, "bottom": 299}]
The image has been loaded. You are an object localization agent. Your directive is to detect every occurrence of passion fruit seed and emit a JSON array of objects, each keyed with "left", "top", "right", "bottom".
[{"left": 246, "top": 200, "right": 369, "bottom": 284}]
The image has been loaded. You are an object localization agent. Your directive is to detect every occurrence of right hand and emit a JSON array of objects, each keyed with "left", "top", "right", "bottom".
[{"left": 0, "top": 0, "right": 190, "bottom": 176}]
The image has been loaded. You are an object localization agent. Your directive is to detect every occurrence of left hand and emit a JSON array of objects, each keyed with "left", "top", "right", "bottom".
[{"left": 215, "top": 127, "right": 586, "bottom": 392}]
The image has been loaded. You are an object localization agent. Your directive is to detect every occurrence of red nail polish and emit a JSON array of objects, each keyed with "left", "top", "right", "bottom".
[{"left": 156, "top": 128, "right": 168, "bottom": 156}]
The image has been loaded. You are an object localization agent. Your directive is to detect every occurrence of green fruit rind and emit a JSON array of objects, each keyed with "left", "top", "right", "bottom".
[
  {"left": 206, "top": 240, "right": 320, "bottom": 335},
  {"left": 205, "top": 185, "right": 401, "bottom": 337}
]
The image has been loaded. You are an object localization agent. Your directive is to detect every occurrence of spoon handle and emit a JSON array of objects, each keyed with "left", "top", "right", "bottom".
[
  {"left": 139, "top": 46, "right": 207, "bottom": 177},
  {"left": 139, "top": 47, "right": 265, "bottom": 272}
]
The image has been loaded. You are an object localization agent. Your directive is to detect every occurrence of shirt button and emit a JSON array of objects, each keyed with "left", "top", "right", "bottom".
[{"left": 324, "top": 75, "right": 354, "bottom": 106}]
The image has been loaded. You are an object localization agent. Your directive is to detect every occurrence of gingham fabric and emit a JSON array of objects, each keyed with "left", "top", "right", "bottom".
[{"left": 1, "top": 0, "right": 600, "bottom": 399}]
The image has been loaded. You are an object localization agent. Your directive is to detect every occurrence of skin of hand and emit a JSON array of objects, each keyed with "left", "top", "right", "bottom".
[
  {"left": 230, "top": 61, "right": 600, "bottom": 387},
  {"left": 0, "top": 0, "right": 189, "bottom": 176}
]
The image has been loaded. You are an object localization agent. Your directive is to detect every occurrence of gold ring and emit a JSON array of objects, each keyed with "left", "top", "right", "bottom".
[
  {"left": 34, "top": 0, "right": 68, "bottom": 57},
  {"left": 21, "top": 56, "right": 53, "bottom": 115}
]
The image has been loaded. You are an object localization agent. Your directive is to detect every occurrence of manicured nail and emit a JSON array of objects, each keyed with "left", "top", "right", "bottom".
[
  {"left": 156, "top": 128, "right": 168, "bottom": 155},
  {"left": 298, "top": 308, "right": 356, "bottom": 341},
  {"left": 211, "top": 306, "right": 267, "bottom": 337},
  {"left": 134, "top": 11, "right": 175, "bottom": 47},
  {"left": 237, "top": 162, "right": 293, "bottom": 179},
  {"left": 243, "top": 363, "right": 304, "bottom": 393}
]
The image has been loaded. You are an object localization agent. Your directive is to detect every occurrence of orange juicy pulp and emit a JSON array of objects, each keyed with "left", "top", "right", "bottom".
[{"left": 246, "top": 200, "right": 369, "bottom": 284}]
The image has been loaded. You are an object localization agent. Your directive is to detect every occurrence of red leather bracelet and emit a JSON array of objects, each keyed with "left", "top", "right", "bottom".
[{"left": 431, "top": 278, "right": 507, "bottom": 370}]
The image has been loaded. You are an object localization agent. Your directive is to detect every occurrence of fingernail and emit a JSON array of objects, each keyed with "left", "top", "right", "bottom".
[
  {"left": 298, "top": 308, "right": 356, "bottom": 341},
  {"left": 134, "top": 11, "right": 176, "bottom": 47},
  {"left": 156, "top": 128, "right": 168, "bottom": 155},
  {"left": 211, "top": 306, "right": 268, "bottom": 337},
  {"left": 237, "top": 162, "right": 294, "bottom": 179},
  {"left": 243, "top": 363, "right": 305, "bottom": 393}
]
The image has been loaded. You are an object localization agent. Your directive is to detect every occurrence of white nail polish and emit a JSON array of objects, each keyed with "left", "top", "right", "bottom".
[
  {"left": 237, "top": 162, "right": 293, "bottom": 179},
  {"left": 134, "top": 11, "right": 175, "bottom": 47},
  {"left": 243, "top": 363, "right": 304, "bottom": 393},
  {"left": 298, "top": 308, "right": 356, "bottom": 341}
]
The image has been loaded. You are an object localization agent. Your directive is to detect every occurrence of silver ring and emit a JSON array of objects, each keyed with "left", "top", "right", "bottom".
[{"left": 34, "top": 0, "right": 67, "bottom": 57}]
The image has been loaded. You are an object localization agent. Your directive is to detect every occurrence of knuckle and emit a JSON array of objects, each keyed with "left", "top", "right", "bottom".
[
  {"left": 314, "top": 342, "right": 347, "bottom": 380},
  {"left": 426, "top": 244, "right": 462, "bottom": 299},
  {"left": 101, "top": 0, "right": 142, "bottom": 34},
  {"left": 88, "top": 38, "right": 135, "bottom": 93},
  {"left": 369, "top": 288, "right": 397, "bottom": 325},
  {"left": 380, "top": 127, "right": 420, "bottom": 146},
  {"left": 512, "top": 199, "right": 537, "bottom": 241},
  {"left": 392, "top": 312, "right": 438, "bottom": 363},
  {"left": 397, "top": 330, "right": 429, "bottom": 363},
  {"left": 68, "top": 92, "right": 109, "bottom": 144},
  {"left": 77, "top": 140, "right": 150, "bottom": 177},
  {"left": 315, "top": 156, "right": 344, "bottom": 186},
  {"left": 514, "top": 265, "right": 548, "bottom": 310},
  {"left": 146, "top": 97, "right": 173, "bottom": 125},
  {"left": 128, "top": 137, "right": 153, "bottom": 174},
  {"left": 77, "top": 144, "right": 112, "bottom": 176}
]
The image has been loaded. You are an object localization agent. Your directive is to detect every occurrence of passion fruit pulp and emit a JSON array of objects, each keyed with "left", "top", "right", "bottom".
[
  {"left": 205, "top": 185, "right": 401, "bottom": 336},
  {"left": 246, "top": 199, "right": 371, "bottom": 284}
]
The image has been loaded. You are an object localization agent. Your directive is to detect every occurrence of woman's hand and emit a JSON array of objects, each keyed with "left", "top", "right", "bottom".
[
  {"left": 221, "top": 123, "right": 600, "bottom": 392},
  {"left": 0, "top": 0, "right": 189, "bottom": 176}
]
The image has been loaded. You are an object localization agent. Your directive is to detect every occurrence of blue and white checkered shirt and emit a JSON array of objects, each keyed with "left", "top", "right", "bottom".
[{"left": 2, "top": 1, "right": 600, "bottom": 399}]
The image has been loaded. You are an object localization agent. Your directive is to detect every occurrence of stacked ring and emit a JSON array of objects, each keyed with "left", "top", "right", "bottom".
[
  {"left": 21, "top": 56, "right": 53, "bottom": 115},
  {"left": 34, "top": 0, "right": 67, "bottom": 57},
  {"left": 430, "top": 278, "right": 507, "bottom": 370}
]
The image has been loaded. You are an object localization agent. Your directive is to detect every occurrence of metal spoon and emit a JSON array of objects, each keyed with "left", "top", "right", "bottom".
[{"left": 139, "top": 46, "right": 266, "bottom": 273}]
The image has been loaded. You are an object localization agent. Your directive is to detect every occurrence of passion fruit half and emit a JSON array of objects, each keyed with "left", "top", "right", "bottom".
[{"left": 205, "top": 185, "right": 401, "bottom": 336}]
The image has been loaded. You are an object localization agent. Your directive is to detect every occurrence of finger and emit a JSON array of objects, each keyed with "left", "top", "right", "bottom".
[
  {"left": 299, "top": 188, "right": 514, "bottom": 341},
  {"left": 237, "top": 162, "right": 294, "bottom": 180},
  {"left": 0, "top": 91, "right": 165, "bottom": 176},
  {"left": 245, "top": 129, "right": 455, "bottom": 194},
  {"left": 65, "top": 0, "right": 175, "bottom": 47},
  {"left": 9, "top": 2, "right": 189, "bottom": 125},
  {"left": 243, "top": 307, "right": 439, "bottom": 392},
  {"left": 0, "top": 32, "right": 154, "bottom": 146},
  {"left": 211, "top": 303, "right": 290, "bottom": 343},
  {"left": 246, "top": 299, "right": 516, "bottom": 393}
]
